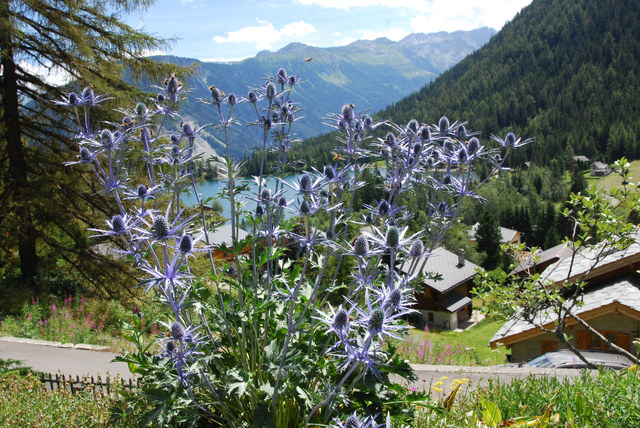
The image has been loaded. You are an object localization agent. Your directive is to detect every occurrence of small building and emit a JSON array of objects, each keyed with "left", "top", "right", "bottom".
[
  {"left": 404, "top": 247, "right": 482, "bottom": 330},
  {"left": 490, "top": 239, "right": 640, "bottom": 362},
  {"left": 510, "top": 243, "right": 573, "bottom": 276},
  {"left": 590, "top": 161, "right": 611, "bottom": 177},
  {"left": 197, "top": 223, "right": 250, "bottom": 260},
  {"left": 470, "top": 224, "right": 521, "bottom": 245},
  {"left": 573, "top": 155, "right": 590, "bottom": 164}
]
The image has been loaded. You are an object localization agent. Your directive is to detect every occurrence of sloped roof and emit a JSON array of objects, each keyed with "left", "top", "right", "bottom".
[
  {"left": 510, "top": 243, "right": 573, "bottom": 275},
  {"left": 437, "top": 291, "right": 472, "bottom": 313},
  {"left": 198, "top": 223, "right": 249, "bottom": 247},
  {"left": 406, "top": 247, "right": 481, "bottom": 294},
  {"left": 540, "top": 238, "right": 640, "bottom": 285},
  {"left": 489, "top": 274, "right": 640, "bottom": 346},
  {"left": 470, "top": 223, "right": 520, "bottom": 243}
]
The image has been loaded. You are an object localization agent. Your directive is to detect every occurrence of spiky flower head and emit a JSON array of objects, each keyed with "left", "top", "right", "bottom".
[
  {"left": 363, "top": 114, "right": 373, "bottom": 128},
  {"left": 333, "top": 308, "right": 349, "bottom": 331},
  {"left": 79, "top": 147, "right": 92, "bottom": 162},
  {"left": 378, "top": 200, "right": 390, "bottom": 216},
  {"left": 278, "top": 196, "right": 287, "bottom": 208},
  {"left": 170, "top": 321, "right": 186, "bottom": 341},
  {"left": 157, "top": 93, "right": 166, "bottom": 103},
  {"left": 154, "top": 216, "right": 170, "bottom": 239},
  {"left": 227, "top": 93, "right": 237, "bottom": 106},
  {"left": 419, "top": 126, "right": 431, "bottom": 141},
  {"left": 341, "top": 104, "right": 354, "bottom": 123},
  {"left": 386, "top": 226, "right": 399, "bottom": 248},
  {"left": 353, "top": 235, "right": 369, "bottom": 256},
  {"left": 386, "top": 288, "right": 403, "bottom": 309},
  {"left": 277, "top": 68, "right": 288, "bottom": 84},
  {"left": 179, "top": 234, "right": 192, "bottom": 253},
  {"left": 111, "top": 215, "right": 125, "bottom": 233},
  {"left": 344, "top": 415, "right": 360, "bottom": 428},
  {"left": 100, "top": 129, "right": 114, "bottom": 149},
  {"left": 368, "top": 308, "right": 385, "bottom": 335},
  {"left": 166, "top": 75, "right": 180, "bottom": 96},
  {"left": 299, "top": 200, "right": 311, "bottom": 215},
  {"left": 385, "top": 132, "right": 396, "bottom": 146},
  {"left": 467, "top": 137, "right": 480, "bottom": 155},
  {"left": 210, "top": 85, "right": 223, "bottom": 104},
  {"left": 255, "top": 205, "right": 264, "bottom": 217},
  {"left": 456, "top": 125, "right": 467, "bottom": 140},
  {"left": 409, "top": 239, "right": 424, "bottom": 257},
  {"left": 324, "top": 165, "right": 336, "bottom": 180},
  {"left": 266, "top": 82, "right": 276, "bottom": 99},
  {"left": 68, "top": 92, "right": 79, "bottom": 106},
  {"left": 438, "top": 116, "right": 450, "bottom": 134},
  {"left": 137, "top": 184, "right": 148, "bottom": 199},
  {"left": 504, "top": 132, "right": 516, "bottom": 146},
  {"left": 407, "top": 119, "right": 419, "bottom": 134},
  {"left": 260, "top": 188, "right": 271, "bottom": 201},
  {"left": 135, "top": 102, "right": 147, "bottom": 117},
  {"left": 247, "top": 90, "right": 258, "bottom": 103},
  {"left": 82, "top": 86, "right": 94, "bottom": 101},
  {"left": 299, "top": 173, "right": 312, "bottom": 192}
]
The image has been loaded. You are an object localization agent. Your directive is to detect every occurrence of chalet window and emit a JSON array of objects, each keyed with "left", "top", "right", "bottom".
[
  {"left": 428, "top": 312, "right": 434, "bottom": 322},
  {"left": 580, "top": 330, "right": 631, "bottom": 351},
  {"left": 540, "top": 340, "right": 558, "bottom": 354}
]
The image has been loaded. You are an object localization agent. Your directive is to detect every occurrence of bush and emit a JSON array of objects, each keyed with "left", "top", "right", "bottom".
[{"left": 61, "top": 70, "right": 527, "bottom": 426}]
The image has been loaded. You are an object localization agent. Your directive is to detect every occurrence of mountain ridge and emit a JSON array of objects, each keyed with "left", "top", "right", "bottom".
[{"left": 141, "top": 28, "right": 496, "bottom": 158}]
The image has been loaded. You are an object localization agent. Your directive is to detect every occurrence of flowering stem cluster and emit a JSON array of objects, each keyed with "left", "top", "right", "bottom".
[{"left": 62, "top": 68, "right": 526, "bottom": 426}]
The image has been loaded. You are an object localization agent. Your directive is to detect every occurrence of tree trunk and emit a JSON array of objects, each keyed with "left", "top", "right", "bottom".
[{"left": 1, "top": 6, "right": 40, "bottom": 279}]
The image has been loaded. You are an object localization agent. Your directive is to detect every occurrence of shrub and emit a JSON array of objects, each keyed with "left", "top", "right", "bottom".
[{"left": 61, "top": 69, "right": 527, "bottom": 426}]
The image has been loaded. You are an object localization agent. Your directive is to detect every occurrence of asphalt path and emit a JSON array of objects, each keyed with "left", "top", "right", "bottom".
[
  {"left": 1, "top": 336, "right": 586, "bottom": 393},
  {"left": 0, "top": 336, "right": 133, "bottom": 381}
]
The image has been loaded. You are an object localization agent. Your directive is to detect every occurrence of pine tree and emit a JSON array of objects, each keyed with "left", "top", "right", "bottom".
[
  {"left": 0, "top": 0, "right": 182, "bottom": 291},
  {"left": 475, "top": 210, "right": 502, "bottom": 270}
]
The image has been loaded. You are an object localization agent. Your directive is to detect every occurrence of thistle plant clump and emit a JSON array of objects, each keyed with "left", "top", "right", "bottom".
[{"left": 61, "top": 68, "right": 527, "bottom": 426}]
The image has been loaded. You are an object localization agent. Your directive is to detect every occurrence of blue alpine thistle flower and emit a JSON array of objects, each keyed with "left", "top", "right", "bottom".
[{"left": 341, "top": 104, "right": 354, "bottom": 124}]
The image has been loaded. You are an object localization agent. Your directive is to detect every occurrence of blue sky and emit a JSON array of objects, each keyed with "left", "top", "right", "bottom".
[{"left": 125, "top": 0, "right": 533, "bottom": 62}]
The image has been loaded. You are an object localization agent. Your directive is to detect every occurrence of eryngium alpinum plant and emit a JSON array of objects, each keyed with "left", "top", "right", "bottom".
[{"left": 61, "top": 68, "right": 528, "bottom": 427}]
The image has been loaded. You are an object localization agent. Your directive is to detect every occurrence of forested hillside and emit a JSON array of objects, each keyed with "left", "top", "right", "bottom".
[{"left": 281, "top": 0, "right": 640, "bottom": 171}]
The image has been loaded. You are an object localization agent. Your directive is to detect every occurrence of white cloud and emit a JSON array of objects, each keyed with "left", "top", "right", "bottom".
[
  {"left": 213, "top": 20, "right": 317, "bottom": 50},
  {"left": 19, "top": 61, "right": 72, "bottom": 87},
  {"left": 297, "top": 0, "right": 531, "bottom": 30},
  {"left": 357, "top": 28, "right": 410, "bottom": 42}
]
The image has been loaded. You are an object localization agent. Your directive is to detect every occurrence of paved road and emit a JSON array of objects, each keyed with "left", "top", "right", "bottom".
[
  {"left": 0, "top": 336, "right": 133, "bottom": 381},
  {"left": 394, "top": 363, "right": 584, "bottom": 395},
  {"left": 1, "top": 336, "right": 585, "bottom": 393}
]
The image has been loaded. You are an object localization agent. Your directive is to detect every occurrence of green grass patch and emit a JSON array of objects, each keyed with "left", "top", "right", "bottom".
[{"left": 392, "top": 318, "right": 508, "bottom": 366}]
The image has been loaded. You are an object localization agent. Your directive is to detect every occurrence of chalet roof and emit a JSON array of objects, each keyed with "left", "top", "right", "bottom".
[
  {"left": 437, "top": 291, "right": 472, "bottom": 313},
  {"left": 573, "top": 155, "right": 590, "bottom": 162},
  {"left": 197, "top": 223, "right": 249, "bottom": 247},
  {"left": 510, "top": 243, "right": 573, "bottom": 275},
  {"left": 470, "top": 223, "right": 520, "bottom": 243},
  {"left": 490, "top": 274, "right": 640, "bottom": 346},
  {"left": 405, "top": 247, "right": 481, "bottom": 294},
  {"left": 591, "top": 161, "right": 609, "bottom": 169},
  {"left": 540, "top": 238, "right": 640, "bottom": 285}
]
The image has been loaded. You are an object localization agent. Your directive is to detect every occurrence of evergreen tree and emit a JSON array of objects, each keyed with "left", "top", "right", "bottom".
[
  {"left": 475, "top": 210, "right": 502, "bottom": 270},
  {"left": 0, "top": 0, "right": 179, "bottom": 291}
]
